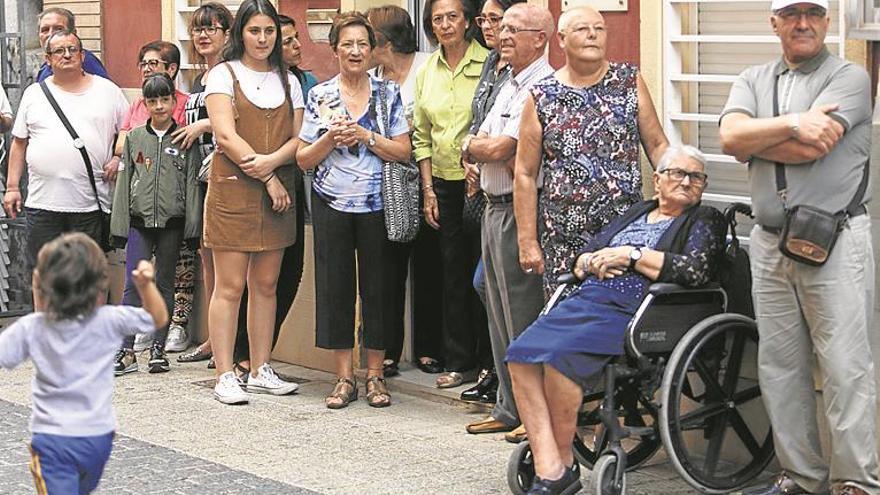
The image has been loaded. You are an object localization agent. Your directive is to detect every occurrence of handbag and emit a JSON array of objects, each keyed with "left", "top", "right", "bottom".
[
  {"left": 39, "top": 81, "right": 113, "bottom": 252},
  {"left": 769, "top": 74, "right": 869, "bottom": 266},
  {"left": 462, "top": 189, "right": 486, "bottom": 235},
  {"left": 377, "top": 81, "right": 420, "bottom": 243}
]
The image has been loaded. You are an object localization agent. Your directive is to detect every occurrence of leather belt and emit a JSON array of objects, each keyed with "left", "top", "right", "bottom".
[
  {"left": 760, "top": 204, "right": 868, "bottom": 235},
  {"left": 484, "top": 192, "right": 513, "bottom": 204}
]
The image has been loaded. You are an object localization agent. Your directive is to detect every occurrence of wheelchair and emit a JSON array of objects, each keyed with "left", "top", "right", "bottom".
[{"left": 507, "top": 203, "right": 774, "bottom": 495}]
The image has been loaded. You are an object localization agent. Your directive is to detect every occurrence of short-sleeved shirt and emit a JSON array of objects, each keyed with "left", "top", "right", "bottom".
[
  {"left": 36, "top": 49, "right": 110, "bottom": 83},
  {"left": 204, "top": 60, "right": 305, "bottom": 110},
  {"left": 0, "top": 306, "right": 155, "bottom": 436},
  {"left": 299, "top": 75, "right": 409, "bottom": 213},
  {"left": 121, "top": 89, "right": 190, "bottom": 132},
  {"left": 720, "top": 47, "right": 872, "bottom": 228},
  {"left": 0, "top": 85, "right": 11, "bottom": 117},
  {"left": 372, "top": 51, "right": 432, "bottom": 130},
  {"left": 412, "top": 39, "right": 488, "bottom": 180},
  {"left": 12, "top": 76, "right": 129, "bottom": 212},
  {"left": 478, "top": 57, "right": 553, "bottom": 195}
]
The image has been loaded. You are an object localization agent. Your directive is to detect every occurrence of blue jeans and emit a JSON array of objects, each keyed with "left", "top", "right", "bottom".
[
  {"left": 120, "top": 226, "right": 183, "bottom": 350},
  {"left": 29, "top": 431, "right": 114, "bottom": 494}
]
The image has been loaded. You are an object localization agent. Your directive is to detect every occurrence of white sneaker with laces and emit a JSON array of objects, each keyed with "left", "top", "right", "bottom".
[
  {"left": 247, "top": 363, "right": 299, "bottom": 396},
  {"left": 214, "top": 371, "right": 249, "bottom": 405},
  {"left": 164, "top": 323, "right": 189, "bottom": 352},
  {"left": 133, "top": 333, "right": 153, "bottom": 352}
]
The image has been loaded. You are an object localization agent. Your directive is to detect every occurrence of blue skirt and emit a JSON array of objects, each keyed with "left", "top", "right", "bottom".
[{"left": 506, "top": 283, "right": 641, "bottom": 390}]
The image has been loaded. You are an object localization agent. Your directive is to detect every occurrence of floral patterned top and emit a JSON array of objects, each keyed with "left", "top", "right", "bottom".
[{"left": 531, "top": 62, "right": 643, "bottom": 295}]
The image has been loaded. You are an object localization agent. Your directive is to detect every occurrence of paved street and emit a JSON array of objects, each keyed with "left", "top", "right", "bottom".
[{"left": 0, "top": 358, "right": 729, "bottom": 494}]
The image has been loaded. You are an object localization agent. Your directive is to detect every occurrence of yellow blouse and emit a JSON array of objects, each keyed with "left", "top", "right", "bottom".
[{"left": 412, "top": 39, "right": 488, "bottom": 181}]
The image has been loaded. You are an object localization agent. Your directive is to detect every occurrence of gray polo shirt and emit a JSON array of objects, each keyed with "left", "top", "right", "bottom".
[{"left": 720, "top": 46, "right": 872, "bottom": 228}]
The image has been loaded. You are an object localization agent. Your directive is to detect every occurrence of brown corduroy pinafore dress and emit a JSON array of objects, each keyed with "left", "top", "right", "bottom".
[{"left": 204, "top": 63, "right": 297, "bottom": 252}]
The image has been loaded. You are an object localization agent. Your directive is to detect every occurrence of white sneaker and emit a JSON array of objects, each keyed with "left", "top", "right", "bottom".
[
  {"left": 164, "top": 324, "right": 189, "bottom": 353},
  {"left": 213, "top": 371, "right": 249, "bottom": 405},
  {"left": 247, "top": 363, "right": 299, "bottom": 396},
  {"left": 133, "top": 333, "right": 153, "bottom": 352}
]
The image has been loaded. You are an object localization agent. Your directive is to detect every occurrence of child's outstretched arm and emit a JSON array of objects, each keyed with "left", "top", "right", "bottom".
[{"left": 131, "top": 260, "right": 169, "bottom": 329}]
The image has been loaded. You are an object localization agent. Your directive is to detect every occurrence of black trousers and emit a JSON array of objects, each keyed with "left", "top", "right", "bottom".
[
  {"left": 25, "top": 208, "right": 103, "bottom": 268},
  {"left": 384, "top": 218, "right": 445, "bottom": 364},
  {"left": 311, "top": 189, "right": 394, "bottom": 350},
  {"left": 433, "top": 178, "right": 491, "bottom": 371},
  {"left": 233, "top": 171, "right": 306, "bottom": 363}
]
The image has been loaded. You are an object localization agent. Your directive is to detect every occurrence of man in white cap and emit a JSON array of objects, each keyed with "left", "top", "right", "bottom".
[{"left": 720, "top": 2, "right": 878, "bottom": 495}]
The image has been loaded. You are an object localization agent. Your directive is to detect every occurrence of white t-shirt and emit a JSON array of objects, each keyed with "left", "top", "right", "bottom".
[
  {"left": 204, "top": 60, "right": 305, "bottom": 110},
  {"left": 12, "top": 76, "right": 128, "bottom": 212}
]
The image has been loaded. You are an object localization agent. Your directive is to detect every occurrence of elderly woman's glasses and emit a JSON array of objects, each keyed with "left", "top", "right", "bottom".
[
  {"left": 475, "top": 15, "right": 502, "bottom": 28},
  {"left": 47, "top": 46, "right": 80, "bottom": 57},
  {"left": 431, "top": 11, "right": 461, "bottom": 26},
  {"left": 191, "top": 25, "right": 222, "bottom": 36},
  {"left": 138, "top": 59, "right": 168, "bottom": 70},
  {"left": 661, "top": 168, "right": 708, "bottom": 186}
]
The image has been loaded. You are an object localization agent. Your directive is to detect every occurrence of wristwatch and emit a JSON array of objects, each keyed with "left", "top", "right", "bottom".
[
  {"left": 367, "top": 132, "right": 377, "bottom": 147},
  {"left": 789, "top": 113, "right": 800, "bottom": 138},
  {"left": 628, "top": 247, "right": 643, "bottom": 270}
]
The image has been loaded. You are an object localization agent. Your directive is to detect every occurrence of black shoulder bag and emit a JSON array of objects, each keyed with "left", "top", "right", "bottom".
[
  {"left": 39, "top": 81, "right": 113, "bottom": 252},
  {"left": 772, "top": 75, "right": 869, "bottom": 266}
]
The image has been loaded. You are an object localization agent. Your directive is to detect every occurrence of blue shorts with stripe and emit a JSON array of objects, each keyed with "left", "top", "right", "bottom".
[{"left": 29, "top": 432, "right": 114, "bottom": 495}]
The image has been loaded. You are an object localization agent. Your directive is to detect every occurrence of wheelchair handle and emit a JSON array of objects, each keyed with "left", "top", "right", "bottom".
[{"left": 556, "top": 273, "right": 579, "bottom": 285}]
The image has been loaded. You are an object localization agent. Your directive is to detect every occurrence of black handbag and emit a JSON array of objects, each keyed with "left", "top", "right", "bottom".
[
  {"left": 377, "top": 81, "right": 420, "bottom": 243},
  {"left": 770, "top": 75, "right": 869, "bottom": 266},
  {"left": 39, "top": 81, "right": 113, "bottom": 252}
]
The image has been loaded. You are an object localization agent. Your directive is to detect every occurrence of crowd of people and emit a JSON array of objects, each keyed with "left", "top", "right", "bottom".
[{"left": 0, "top": 0, "right": 877, "bottom": 494}]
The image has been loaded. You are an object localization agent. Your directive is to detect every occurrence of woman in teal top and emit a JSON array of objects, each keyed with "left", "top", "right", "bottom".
[{"left": 412, "top": 0, "right": 491, "bottom": 389}]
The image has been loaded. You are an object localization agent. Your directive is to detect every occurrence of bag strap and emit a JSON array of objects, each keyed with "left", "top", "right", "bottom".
[
  {"left": 772, "top": 74, "right": 868, "bottom": 217},
  {"left": 376, "top": 81, "right": 391, "bottom": 139},
  {"left": 39, "top": 81, "right": 104, "bottom": 214}
]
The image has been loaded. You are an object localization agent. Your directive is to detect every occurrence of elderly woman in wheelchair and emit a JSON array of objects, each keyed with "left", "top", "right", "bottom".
[{"left": 506, "top": 145, "right": 735, "bottom": 495}]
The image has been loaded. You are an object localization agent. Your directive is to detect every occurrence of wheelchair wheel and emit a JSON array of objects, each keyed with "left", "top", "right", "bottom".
[
  {"left": 659, "top": 314, "right": 774, "bottom": 494},
  {"left": 507, "top": 440, "right": 535, "bottom": 495},
  {"left": 573, "top": 389, "right": 661, "bottom": 470},
  {"left": 589, "top": 454, "right": 626, "bottom": 495}
]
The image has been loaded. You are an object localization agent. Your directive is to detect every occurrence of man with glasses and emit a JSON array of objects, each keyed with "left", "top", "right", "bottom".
[
  {"left": 35, "top": 8, "right": 109, "bottom": 83},
  {"left": 3, "top": 31, "right": 128, "bottom": 267},
  {"left": 720, "top": 1, "right": 878, "bottom": 494},
  {"left": 460, "top": 3, "right": 554, "bottom": 437}
]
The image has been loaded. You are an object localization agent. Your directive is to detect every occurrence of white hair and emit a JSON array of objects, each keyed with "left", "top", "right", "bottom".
[
  {"left": 656, "top": 145, "right": 707, "bottom": 172},
  {"left": 557, "top": 6, "right": 602, "bottom": 34}
]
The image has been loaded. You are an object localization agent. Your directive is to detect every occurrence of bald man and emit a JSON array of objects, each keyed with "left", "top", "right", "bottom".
[{"left": 461, "top": 3, "right": 555, "bottom": 437}]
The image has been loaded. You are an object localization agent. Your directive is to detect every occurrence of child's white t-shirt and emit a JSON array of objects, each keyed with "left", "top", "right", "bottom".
[{"left": 0, "top": 306, "right": 155, "bottom": 436}]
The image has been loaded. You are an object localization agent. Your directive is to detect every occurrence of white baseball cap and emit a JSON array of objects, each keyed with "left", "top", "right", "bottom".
[{"left": 771, "top": 0, "right": 829, "bottom": 11}]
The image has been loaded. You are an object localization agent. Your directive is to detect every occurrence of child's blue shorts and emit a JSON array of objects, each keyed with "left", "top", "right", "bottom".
[{"left": 28, "top": 432, "right": 114, "bottom": 495}]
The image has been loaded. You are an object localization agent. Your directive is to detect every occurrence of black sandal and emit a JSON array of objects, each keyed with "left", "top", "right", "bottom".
[
  {"left": 326, "top": 377, "right": 357, "bottom": 409},
  {"left": 234, "top": 362, "right": 251, "bottom": 384}
]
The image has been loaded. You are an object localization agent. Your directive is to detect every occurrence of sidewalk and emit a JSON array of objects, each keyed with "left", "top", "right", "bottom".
[{"left": 0, "top": 358, "right": 721, "bottom": 494}]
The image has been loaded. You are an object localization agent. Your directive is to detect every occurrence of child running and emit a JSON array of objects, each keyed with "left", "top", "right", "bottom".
[
  {"left": 0, "top": 233, "right": 167, "bottom": 494},
  {"left": 111, "top": 72, "right": 202, "bottom": 375}
]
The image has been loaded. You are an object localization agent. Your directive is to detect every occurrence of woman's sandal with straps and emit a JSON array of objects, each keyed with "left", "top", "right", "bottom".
[
  {"left": 326, "top": 377, "right": 358, "bottom": 409},
  {"left": 365, "top": 376, "right": 391, "bottom": 408}
]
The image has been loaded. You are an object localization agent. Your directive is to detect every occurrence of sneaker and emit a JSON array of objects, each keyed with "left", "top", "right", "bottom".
[
  {"left": 148, "top": 339, "right": 170, "bottom": 374},
  {"left": 164, "top": 323, "right": 189, "bottom": 353},
  {"left": 247, "top": 363, "right": 299, "bottom": 395},
  {"left": 114, "top": 349, "right": 137, "bottom": 376},
  {"left": 214, "top": 371, "right": 249, "bottom": 405},
  {"left": 133, "top": 333, "right": 153, "bottom": 352},
  {"left": 527, "top": 462, "right": 581, "bottom": 495}
]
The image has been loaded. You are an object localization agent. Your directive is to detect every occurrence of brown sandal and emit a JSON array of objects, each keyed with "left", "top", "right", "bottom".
[
  {"left": 325, "top": 377, "right": 357, "bottom": 409},
  {"left": 365, "top": 376, "right": 391, "bottom": 408}
]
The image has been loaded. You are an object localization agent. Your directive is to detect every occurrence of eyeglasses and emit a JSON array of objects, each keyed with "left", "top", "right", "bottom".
[
  {"left": 475, "top": 15, "right": 502, "bottom": 28},
  {"left": 47, "top": 45, "right": 80, "bottom": 57},
  {"left": 660, "top": 168, "right": 708, "bottom": 186},
  {"left": 431, "top": 11, "right": 461, "bottom": 26},
  {"left": 138, "top": 59, "right": 168, "bottom": 70},
  {"left": 775, "top": 6, "right": 827, "bottom": 21},
  {"left": 499, "top": 24, "right": 543, "bottom": 35},
  {"left": 567, "top": 24, "right": 606, "bottom": 36},
  {"left": 191, "top": 25, "right": 223, "bottom": 36}
]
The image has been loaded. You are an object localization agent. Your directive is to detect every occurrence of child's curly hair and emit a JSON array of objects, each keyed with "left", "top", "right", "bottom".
[{"left": 35, "top": 233, "right": 108, "bottom": 321}]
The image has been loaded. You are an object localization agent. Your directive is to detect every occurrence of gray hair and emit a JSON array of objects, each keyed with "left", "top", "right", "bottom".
[
  {"left": 656, "top": 145, "right": 707, "bottom": 172},
  {"left": 557, "top": 6, "right": 602, "bottom": 34}
]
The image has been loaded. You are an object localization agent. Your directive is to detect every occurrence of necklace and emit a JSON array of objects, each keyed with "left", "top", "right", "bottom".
[
  {"left": 255, "top": 69, "right": 272, "bottom": 91},
  {"left": 340, "top": 77, "right": 367, "bottom": 98}
]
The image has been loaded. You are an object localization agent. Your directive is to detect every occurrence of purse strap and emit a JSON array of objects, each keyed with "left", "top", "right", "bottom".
[
  {"left": 39, "top": 81, "right": 104, "bottom": 214},
  {"left": 376, "top": 80, "right": 391, "bottom": 139},
  {"left": 772, "top": 74, "right": 869, "bottom": 217}
]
